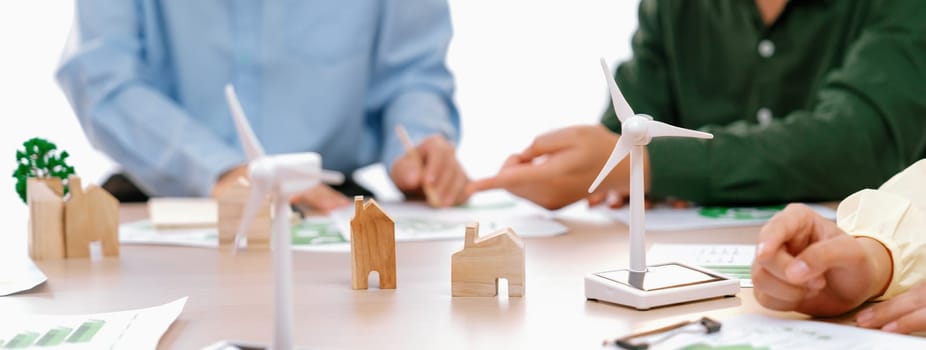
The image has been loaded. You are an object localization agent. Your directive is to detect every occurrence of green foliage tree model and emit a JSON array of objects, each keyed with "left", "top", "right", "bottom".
[{"left": 12, "top": 137, "right": 76, "bottom": 203}]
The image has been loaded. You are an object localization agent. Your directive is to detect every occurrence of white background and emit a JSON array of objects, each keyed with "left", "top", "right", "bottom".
[{"left": 0, "top": 1, "right": 639, "bottom": 257}]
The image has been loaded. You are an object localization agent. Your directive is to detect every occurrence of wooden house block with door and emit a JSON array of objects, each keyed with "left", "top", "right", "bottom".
[
  {"left": 350, "top": 196, "right": 396, "bottom": 290},
  {"left": 217, "top": 178, "right": 271, "bottom": 251},
  {"left": 451, "top": 223, "right": 525, "bottom": 297},
  {"left": 64, "top": 176, "right": 119, "bottom": 258}
]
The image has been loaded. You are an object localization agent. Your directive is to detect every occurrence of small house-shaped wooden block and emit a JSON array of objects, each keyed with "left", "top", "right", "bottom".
[
  {"left": 451, "top": 223, "right": 525, "bottom": 297},
  {"left": 217, "top": 178, "right": 271, "bottom": 251},
  {"left": 350, "top": 196, "right": 396, "bottom": 290}
]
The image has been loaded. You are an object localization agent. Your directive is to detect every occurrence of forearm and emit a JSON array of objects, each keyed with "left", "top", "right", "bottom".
[
  {"left": 647, "top": 96, "right": 900, "bottom": 205},
  {"left": 57, "top": 1, "right": 246, "bottom": 196},
  {"left": 371, "top": 0, "right": 459, "bottom": 172},
  {"left": 58, "top": 70, "right": 244, "bottom": 196}
]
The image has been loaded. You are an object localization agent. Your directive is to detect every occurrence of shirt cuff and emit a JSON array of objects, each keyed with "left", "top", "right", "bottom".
[
  {"left": 836, "top": 189, "right": 911, "bottom": 300},
  {"left": 646, "top": 137, "right": 712, "bottom": 202},
  {"left": 381, "top": 90, "right": 459, "bottom": 172}
]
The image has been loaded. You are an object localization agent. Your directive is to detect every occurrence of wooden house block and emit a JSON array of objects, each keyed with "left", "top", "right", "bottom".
[
  {"left": 350, "top": 196, "right": 396, "bottom": 290},
  {"left": 26, "top": 178, "right": 65, "bottom": 260},
  {"left": 64, "top": 176, "right": 119, "bottom": 258},
  {"left": 451, "top": 223, "right": 525, "bottom": 297},
  {"left": 217, "top": 178, "right": 271, "bottom": 251}
]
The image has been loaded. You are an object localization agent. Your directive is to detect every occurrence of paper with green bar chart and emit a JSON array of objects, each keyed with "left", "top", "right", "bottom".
[
  {"left": 648, "top": 244, "right": 755, "bottom": 287},
  {"left": 0, "top": 297, "right": 185, "bottom": 349}
]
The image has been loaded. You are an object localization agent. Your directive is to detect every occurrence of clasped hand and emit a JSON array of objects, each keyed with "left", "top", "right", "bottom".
[{"left": 753, "top": 204, "right": 926, "bottom": 334}]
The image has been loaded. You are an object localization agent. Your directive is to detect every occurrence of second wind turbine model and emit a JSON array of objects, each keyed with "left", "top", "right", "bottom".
[
  {"left": 214, "top": 84, "right": 344, "bottom": 350},
  {"left": 583, "top": 58, "right": 739, "bottom": 310}
]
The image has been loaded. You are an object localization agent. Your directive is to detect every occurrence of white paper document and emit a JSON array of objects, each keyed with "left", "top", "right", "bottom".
[
  {"left": 121, "top": 193, "right": 567, "bottom": 252},
  {"left": 120, "top": 217, "right": 347, "bottom": 252},
  {"left": 147, "top": 198, "right": 217, "bottom": 229},
  {"left": 0, "top": 297, "right": 186, "bottom": 349},
  {"left": 635, "top": 314, "right": 926, "bottom": 350},
  {"left": 0, "top": 257, "right": 47, "bottom": 296},
  {"left": 648, "top": 244, "right": 755, "bottom": 287},
  {"left": 329, "top": 193, "right": 568, "bottom": 242},
  {"left": 120, "top": 220, "right": 218, "bottom": 248},
  {"left": 600, "top": 204, "right": 837, "bottom": 231}
]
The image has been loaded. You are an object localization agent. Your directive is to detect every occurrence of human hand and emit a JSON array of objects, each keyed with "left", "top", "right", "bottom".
[
  {"left": 468, "top": 125, "right": 641, "bottom": 210},
  {"left": 586, "top": 194, "right": 688, "bottom": 209},
  {"left": 391, "top": 134, "right": 470, "bottom": 207},
  {"left": 856, "top": 280, "right": 926, "bottom": 334},
  {"left": 752, "top": 204, "right": 892, "bottom": 316},
  {"left": 290, "top": 184, "right": 351, "bottom": 213}
]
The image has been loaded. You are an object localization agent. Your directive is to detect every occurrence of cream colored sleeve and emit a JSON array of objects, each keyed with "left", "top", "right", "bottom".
[{"left": 836, "top": 159, "right": 926, "bottom": 300}]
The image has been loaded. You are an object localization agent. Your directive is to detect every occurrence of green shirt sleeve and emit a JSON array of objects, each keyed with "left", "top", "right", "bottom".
[{"left": 615, "top": 0, "right": 926, "bottom": 205}]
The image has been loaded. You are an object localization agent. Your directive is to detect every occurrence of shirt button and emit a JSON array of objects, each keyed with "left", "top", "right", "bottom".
[
  {"left": 758, "top": 40, "right": 775, "bottom": 58},
  {"left": 757, "top": 108, "right": 773, "bottom": 125}
]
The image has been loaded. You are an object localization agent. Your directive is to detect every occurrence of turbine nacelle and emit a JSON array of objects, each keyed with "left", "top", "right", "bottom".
[{"left": 621, "top": 114, "right": 654, "bottom": 145}]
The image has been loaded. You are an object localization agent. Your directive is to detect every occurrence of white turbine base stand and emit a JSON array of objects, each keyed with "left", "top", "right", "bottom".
[{"left": 584, "top": 262, "right": 739, "bottom": 310}]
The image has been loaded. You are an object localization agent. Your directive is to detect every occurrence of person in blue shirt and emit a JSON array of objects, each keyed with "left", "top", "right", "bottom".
[{"left": 56, "top": 0, "right": 469, "bottom": 211}]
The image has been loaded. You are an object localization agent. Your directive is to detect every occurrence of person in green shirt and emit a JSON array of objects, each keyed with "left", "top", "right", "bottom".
[{"left": 469, "top": 0, "right": 926, "bottom": 209}]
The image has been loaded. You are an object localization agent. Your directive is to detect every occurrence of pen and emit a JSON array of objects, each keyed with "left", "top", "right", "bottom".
[{"left": 395, "top": 125, "right": 441, "bottom": 207}]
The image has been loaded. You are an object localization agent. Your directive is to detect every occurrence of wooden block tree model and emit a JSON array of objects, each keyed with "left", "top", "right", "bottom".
[
  {"left": 451, "top": 223, "right": 525, "bottom": 297},
  {"left": 350, "top": 196, "right": 397, "bottom": 290},
  {"left": 14, "top": 137, "right": 119, "bottom": 259},
  {"left": 217, "top": 177, "right": 271, "bottom": 251}
]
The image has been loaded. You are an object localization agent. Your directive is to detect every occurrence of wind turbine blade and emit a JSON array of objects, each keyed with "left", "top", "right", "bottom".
[
  {"left": 600, "top": 57, "right": 635, "bottom": 123},
  {"left": 320, "top": 170, "right": 345, "bottom": 185},
  {"left": 588, "top": 137, "right": 633, "bottom": 193},
  {"left": 224, "top": 84, "right": 266, "bottom": 160},
  {"left": 646, "top": 120, "right": 714, "bottom": 139},
  {"left": 234, "top": 187, "right": 266, "bottom": 254}
]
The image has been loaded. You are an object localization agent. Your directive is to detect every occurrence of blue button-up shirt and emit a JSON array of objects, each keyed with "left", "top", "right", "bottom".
[{"left": 56, "top": 0, "right": 459, "bottom": 196}]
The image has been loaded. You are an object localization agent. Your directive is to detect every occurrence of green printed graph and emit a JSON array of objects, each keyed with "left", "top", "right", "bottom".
[
  {"left": 701, "top": 265, "right": 751, "bottom": 281},
  {"left": 2, "top": 331, "right": 38, "bottom": 349},
  {"left": 66, "top": 319, "right": 104, "bottom": 343},
  {"left": 682, "top": 344, "right": 769, "bottom": 350},
  {"left": 36, "top": 327, "right": 71, "bottom": 346},
  {"left": 698, "top": 206, "right": 785, "bottom": 220},
  {"left": 291, "top": 221, "right": 347, "bottom": 245},
  {"left": 2, "top": 319, "right": 104, "bottom": 348}
]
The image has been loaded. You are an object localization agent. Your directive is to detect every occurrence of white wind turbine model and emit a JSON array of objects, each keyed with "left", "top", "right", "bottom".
[
  {"left": 218, "top": 84, "right": 344, "bottom": 350},
  {"left": 583, "top": 58, "right": 739, "bottom": 310}
]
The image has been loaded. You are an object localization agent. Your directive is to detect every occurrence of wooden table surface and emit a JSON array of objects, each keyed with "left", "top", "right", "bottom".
[{"left": 2, "top": 204, "right": 803, "bottom": 349}]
